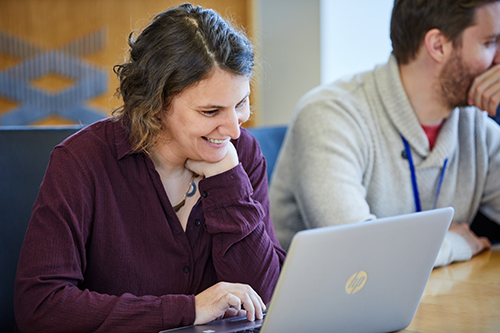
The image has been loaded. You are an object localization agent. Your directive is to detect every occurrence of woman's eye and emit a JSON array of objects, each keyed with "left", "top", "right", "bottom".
[
  {"left": 236, "top": 98, "right": 247, "bottom": 109},
  {"left": 202, "top": 110, "right": 218, "bottom": 116}
]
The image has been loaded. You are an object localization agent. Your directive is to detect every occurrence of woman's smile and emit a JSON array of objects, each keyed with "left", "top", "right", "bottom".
[{"left": 203, "top": 136, "right": 229, "bottom": 145}]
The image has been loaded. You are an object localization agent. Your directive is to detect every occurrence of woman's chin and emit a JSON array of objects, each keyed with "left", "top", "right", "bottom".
[{"left": 196, "top": 151, "right": 226, "bottom": 164}]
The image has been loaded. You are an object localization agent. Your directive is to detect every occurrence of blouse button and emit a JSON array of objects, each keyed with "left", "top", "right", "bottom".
[
  {"left": 195, "top": 219, "right": 201, "bottom": 226},
  {"left": 183, "top": 265, "right": 190, "bottom": 273},
  {"left": 202, "top": 191, "right": 208, "bottom": 198}
]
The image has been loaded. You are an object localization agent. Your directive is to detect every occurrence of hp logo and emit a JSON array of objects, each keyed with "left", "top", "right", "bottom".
[{"left": 345, "top": 271, "right": 368, "bottom": 294}]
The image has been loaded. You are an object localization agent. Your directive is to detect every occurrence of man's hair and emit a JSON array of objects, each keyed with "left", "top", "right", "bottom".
[
  {"left": 113, "top": 3, "right": 254, "bottom": 152},
  {"left": 390, "top": 0, "right": 499, "bottom": 64}
]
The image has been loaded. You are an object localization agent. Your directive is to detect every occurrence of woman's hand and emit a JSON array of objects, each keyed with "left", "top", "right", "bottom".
[
  {"left": 185, "top": 141, "right": 239, "bottom": 178},
  {"left": 193, "top": 281, "right": 266, "bottom": 325}
]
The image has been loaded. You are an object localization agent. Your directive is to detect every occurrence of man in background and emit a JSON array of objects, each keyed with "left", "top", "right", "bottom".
[{"left": 270, "top": 0, "right": 500, "bottom": 267}]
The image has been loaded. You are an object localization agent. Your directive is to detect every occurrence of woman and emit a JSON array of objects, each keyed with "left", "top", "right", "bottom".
[{"left": 14, "top": 4, "right": 285, "bottom": 332}]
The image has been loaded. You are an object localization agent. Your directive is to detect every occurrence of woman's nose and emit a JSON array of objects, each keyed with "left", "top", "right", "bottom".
[{"left": 220, "top": 107, "right": 250, "bottom": 139}]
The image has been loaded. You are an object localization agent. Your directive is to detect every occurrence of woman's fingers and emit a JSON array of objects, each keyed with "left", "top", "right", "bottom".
[
  {"left": 194, "top": 282, "right": 266, "bottom": 325},
  {"left": 219, "top": 286, "right": 265, "bottom": 321},
  {"left": 185, "top": 141, "right": 239, "bottom": 178}
]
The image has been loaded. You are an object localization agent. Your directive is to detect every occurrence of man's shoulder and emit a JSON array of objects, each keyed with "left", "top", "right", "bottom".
[
  {"left": 301, "top": 72, "right": 370, "bottom": 103},
  {"left": 293, "top": 70, "right": 376, "bottom": 123}
]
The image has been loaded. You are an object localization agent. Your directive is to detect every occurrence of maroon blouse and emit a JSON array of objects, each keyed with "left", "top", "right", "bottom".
[{"left": 14, "top": 117, "right": 285, "bottom": 332}]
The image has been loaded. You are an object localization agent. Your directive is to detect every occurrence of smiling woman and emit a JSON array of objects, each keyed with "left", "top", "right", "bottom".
[
  {"left": 160, "top": 70, "right": 251, "bottom": 165},
  {"left": 13, "top": 4, "right": 285, "bottom": 333}
]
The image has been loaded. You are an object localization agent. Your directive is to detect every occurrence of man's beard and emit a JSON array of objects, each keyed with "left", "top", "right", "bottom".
[{"left": 438, "top": 49, "right": 478, "bottom": 109}]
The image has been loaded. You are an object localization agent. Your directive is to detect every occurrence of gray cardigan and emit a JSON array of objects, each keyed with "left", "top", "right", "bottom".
[{"left": 270, "top": 55, "right": 500, "bottom": 266}]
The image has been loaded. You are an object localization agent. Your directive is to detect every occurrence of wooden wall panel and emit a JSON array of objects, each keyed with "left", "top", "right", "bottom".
[{"left": 0, "top": 0, "right": 258, "bottom": 126}]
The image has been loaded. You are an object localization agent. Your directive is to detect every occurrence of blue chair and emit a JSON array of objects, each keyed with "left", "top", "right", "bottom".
[
  {"left": 0, "top": 125, "right": 82, "bottom": 331},
  {"left": 247, "top": 125, "right": 288, "bottom": 183}
]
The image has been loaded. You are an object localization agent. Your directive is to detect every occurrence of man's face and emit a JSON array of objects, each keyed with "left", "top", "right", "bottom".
[
  {"left": 438, "top": 2, "right": 500, "bottom": 109},
  {"left": 438, "top": 48, "right": 476, "bottom": 109}
]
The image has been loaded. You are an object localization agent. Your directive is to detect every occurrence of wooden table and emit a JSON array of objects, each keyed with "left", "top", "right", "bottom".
[{"left": 402, "top": 245, "right": 500, "bottom": 332}]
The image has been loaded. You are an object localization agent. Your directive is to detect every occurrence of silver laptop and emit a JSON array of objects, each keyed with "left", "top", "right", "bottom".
[{"left": 160, "top": 207, "right": 454, "bottom": 333}]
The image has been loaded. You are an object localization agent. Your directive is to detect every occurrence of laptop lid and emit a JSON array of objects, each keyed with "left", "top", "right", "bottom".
[{"left": 160, "top": 207, "right": 454, "bottom": 333}]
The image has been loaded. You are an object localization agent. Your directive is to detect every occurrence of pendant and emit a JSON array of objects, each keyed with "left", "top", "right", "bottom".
[
  {"left": 186, "top": 180, "right": 197, "bottom": 197},
  {"left": 172, "top": 173, "right": 199, "bottom": 212}
]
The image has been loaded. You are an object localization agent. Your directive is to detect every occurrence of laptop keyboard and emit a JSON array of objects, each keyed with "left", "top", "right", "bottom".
[
  {"left": 234, "top": 328, "right": 261, "bottom": 333},
  {"left": 227, "top": 311, "right": 265, "bottom": 333}
]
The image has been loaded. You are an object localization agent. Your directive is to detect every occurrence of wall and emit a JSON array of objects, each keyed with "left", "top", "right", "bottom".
[
  {"left": 320, "top": 0, "right": 393, "bottom": 84},
  {"left": 256, "top": 0, "right": 321, "bottom": 126},
  {"left": 0, "top": 0, "right": 396, "bottom": 127},
  {"left": 257, "top": 0, "right": 394, "bottom": 126},
  {"left": 0, "top": 0, "right": 258, "bottom": 126}
]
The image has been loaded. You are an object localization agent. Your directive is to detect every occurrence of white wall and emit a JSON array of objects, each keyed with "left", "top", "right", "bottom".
[
  {"left": 257, "top": 0, "right": 321, "bottom": 126},
  {"left": 257, "top": 0, "right": 394, "bottom": 126},
  {"left": 320, "top": 0, "right": 393, "bottom": 84}
]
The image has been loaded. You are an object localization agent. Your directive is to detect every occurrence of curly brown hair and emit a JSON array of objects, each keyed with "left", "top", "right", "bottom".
[{"left": 113, "top": 3, "right": 254, "bottom": 152}]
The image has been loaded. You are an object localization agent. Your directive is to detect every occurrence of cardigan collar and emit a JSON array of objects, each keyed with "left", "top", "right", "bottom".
[{"left": 371, "top": 55, "right": 458, "bottom": 167}]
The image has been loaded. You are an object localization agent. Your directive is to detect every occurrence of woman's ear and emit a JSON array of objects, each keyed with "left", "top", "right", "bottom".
[{"left": 424, "top": 28, "right": 454, "bottom": 63}]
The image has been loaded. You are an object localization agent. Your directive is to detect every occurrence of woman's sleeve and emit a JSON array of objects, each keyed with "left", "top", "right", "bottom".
[
  {"left": 198, "top": 130, "right": 286, "bottom": 304},
  {"left": 14, "top": 147, "right": 195, "bottom": 333}
]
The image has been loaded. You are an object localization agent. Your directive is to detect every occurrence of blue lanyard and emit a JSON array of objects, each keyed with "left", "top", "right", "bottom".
[{"left": 401, "top": 135, "right": 448, "bottom": 212}]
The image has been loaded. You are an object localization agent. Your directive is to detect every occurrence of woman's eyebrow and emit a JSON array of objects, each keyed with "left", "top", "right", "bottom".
[{"left": 196, "top": 92, "right": 250, "bottom": 109}]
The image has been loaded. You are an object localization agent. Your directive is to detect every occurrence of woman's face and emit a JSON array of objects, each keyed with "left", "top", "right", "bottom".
[{"left": 161, "top": 68, "right": 251, "bottom": 163}]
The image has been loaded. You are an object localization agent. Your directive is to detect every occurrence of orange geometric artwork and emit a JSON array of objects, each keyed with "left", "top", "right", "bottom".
[{"left": 0, "top": 30, "right": 108, "bottom": 125}]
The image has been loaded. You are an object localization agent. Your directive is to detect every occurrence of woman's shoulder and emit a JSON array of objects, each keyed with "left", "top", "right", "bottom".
[
  {"left": 53, "top": 117, "right": 131, "bottom": 164},
  {"left": 57, "top": 117, "right": 125, "bottom": 150}
]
